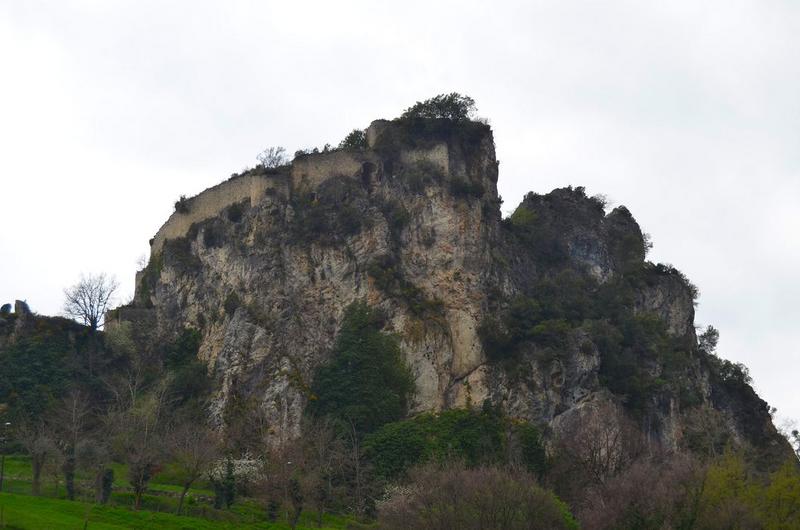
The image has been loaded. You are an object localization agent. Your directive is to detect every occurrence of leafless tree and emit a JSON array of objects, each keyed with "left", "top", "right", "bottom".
[
  {"left": 302, "top": 417, "right": 345, "bottom": 527},
  {"left": 578, "top": 452, "right": 706, "bottom": 530},
  {"left": 50, "top": 390, "right": 91, "bottom": 501},
  {"left": 552, "top": 401, "right": 645, "bottom": 487},
  {"left": 258, "top": 439, "right": 306, "bottom": 529},
  {"left": 75, "top": 438, "right": 112, "bottom": 504},
  {"left": 256, "top": 146, "right": 287, "bottom": 169},
  {"left": 168, "top": 421, "right": 221, "bottom": 515},
  {"left": 107, "top": 376, "right": 170, "bottom": 510},
  {"left": 63, "top": 273, "right": 118, "bottom": 332},
  {"left": 16, "top": 421, "right": 56, "bottom": 496},
  {"left": 345, "top": 419, "right": 368, "bottom": 518}
]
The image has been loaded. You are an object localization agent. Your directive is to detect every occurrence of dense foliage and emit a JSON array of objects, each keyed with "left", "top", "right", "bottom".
[
  {"left": 378, "top": 463, "right": 579, "bottom": 530},
  {"left": 0, "top": 320, "right": 78, "bottom": 420},
  {"left": 337, "top": 129, "right": 367, "bottom": 150},
  {"left": 307, "top": 302, "right": 415, "bottom": 435},
  {"left": 364, "top": 406, "right": 545, "bottom": 480},
  {"left": 400, "top": 92, "right": 476, "bottom": 121}
]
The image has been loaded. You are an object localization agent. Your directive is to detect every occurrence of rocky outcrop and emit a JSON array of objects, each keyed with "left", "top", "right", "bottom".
[{"left": 124, "top": 117, "right": 789, "bottom": 460}]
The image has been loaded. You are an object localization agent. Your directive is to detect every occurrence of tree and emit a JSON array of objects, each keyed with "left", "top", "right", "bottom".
[
  {"left": 400, "top": 93, "right": 476, "bottom": 121},
  {"left": 301, "top": 417, "right": 345, "bottom": 527},
  {"left": 338, "top": 129, "right": 367, "bottom": 150},
  {"left": 258, "top": 441, "right": 306, "bottom": 528},
  {"left": 168, "top": 421, "right": 221, "bottom": 515},
  {"left": 75, "top": 438, "right": 113, "bottom": 504},
  {"left": 308, "top": 302, "right": 415, "bottom": 436},
  {"left": 699, "top": 325, "right": 720, "bottom": 354},
  {"left": 51, "top": 390, "right": 91, "bottom": 501},
  {"left": 256, "top": 146, "right": 287, "bottom": 169},
  {"left": 16, "top": 420, "right": 56, "bottom": 496},
  {"left": 107, "top": 377, "right": 169, "bottom": 510},
  {"left": 63, "top": 273, "right": 118, "bottom": 332}
]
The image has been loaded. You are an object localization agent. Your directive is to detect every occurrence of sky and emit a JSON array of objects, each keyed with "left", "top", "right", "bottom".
[{"left": 1, "top": 1, "right": 798, "bottom": 423}]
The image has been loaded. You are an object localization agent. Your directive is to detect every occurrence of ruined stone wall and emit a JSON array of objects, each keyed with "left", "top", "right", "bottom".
[
  {"left": 290, "top": 150, "right": 375, "bottom": 194},
  {"left": 149, "top": 120, "right": 452, "bottom": 257},
  {"left": 150, "top": 173, "right": 288, "bottom": 255}
]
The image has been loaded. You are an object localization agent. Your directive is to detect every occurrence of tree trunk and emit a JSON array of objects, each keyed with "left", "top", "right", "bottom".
[
  {"left": 176, "top": 481, "right": 192, "bottom": 515},
  {"left": 134, "top": 487, "right": 144, "bottom": 510},
  {"left": 63, "top": 455, "right": 76, "bottom": 500},
  {"left": 98, "top": 468, "right": 113, "bottom": 504},
  {"left": 32, "top": 458, "right": 43, "bottom": 496}
]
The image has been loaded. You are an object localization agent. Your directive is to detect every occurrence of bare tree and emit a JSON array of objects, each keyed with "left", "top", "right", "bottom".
[
  {"left": 256, "top": 146, "right": 287, "bottom": 169},
  {"left": 259, "top": 440, "right": 306, "bottom": 529},
  {"left": 106, "top": 375, "right": 170, "bottom": 510},
  {"left": 16, "top": 421, "right": 56, "bottom": 496},
  {"left": 51, "top": 390, "right": 91, "bottom": 501},
  {"left": 302, "top": 417, "right": 344, "bottom": 527},
  {"left": 168, "top": 421, "right": 221, "bottom": 515},
  {"left": 552, "top": 401, "right": 644, "bottom": 486},
  {"left": 63, "top": 273, "right": 118, "bottom": 332}
]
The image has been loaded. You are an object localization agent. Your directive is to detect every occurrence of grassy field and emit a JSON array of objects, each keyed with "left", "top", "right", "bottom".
[{"left": 0, "top": 455, "right": 365, "bottom": 529}]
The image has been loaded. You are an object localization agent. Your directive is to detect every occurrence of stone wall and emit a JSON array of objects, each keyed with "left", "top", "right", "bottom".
[
  {"left": 290, "top": 150, "right": 377, "bottom": 194},
  {"left": 149, "top": 120, "right": 452, "bottom": 258},
  {"left": 150, "top": 173, "right": 288, "bottom": 255}
]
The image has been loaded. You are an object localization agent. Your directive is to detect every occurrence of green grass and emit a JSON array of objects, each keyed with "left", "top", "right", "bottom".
[
  {"left": 0, "top": 492, "right": 263, "bottom": 529},
  {"left": 0, "top": 455, "right": 362, "bottom": 529}
]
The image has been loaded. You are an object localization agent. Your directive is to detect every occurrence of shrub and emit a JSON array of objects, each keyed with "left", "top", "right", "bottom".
[
  {"left": 378, "top": 199, "right": 410, "bottom": 242},
  {"left": 364, "top": 407, "right": 545, "bottom": 480},
  {"left": 399, "top": 160, "right": 444, "bottom": 194},
  {"left": 174, "top": 195, "right": 190, "bottom": 214},
  {"left": 226, "top": 201, "right": 246, "bottom": 223},
  {"left": 378, "top": 462, "right": 578, "bottom": 530},
  {"left": 162, "top": 237, "right": 201, "bottom": 273},
  {"left": 367, "top": 255, "right": 443, "bottom": 317},
  {"left": 449, "top": 177, "right": 485, "bottom": 199},
  {"left": 290, "top": 179, "right": 367, "bottom": 245},
  {"left": 224, "top": 292, "right": 240, "bottom": 316},
  {"left": 477, "top": 315, "right": 513, "bottom": 361}
]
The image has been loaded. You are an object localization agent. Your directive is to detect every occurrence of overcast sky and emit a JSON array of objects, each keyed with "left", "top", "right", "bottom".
[{"left": 1, "top": 1, "right": 797, "bottom": 423}]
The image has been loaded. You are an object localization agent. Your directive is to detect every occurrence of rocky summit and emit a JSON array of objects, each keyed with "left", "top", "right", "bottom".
[{"left": 116, "top": 115, "right": 788, "bottom": 462}]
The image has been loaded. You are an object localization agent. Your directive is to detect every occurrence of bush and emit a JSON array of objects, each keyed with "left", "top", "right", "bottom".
[
  {"left": 367, "top": 255, "right": 443, "bottom": 317},
  {"left": 364, "top": 407, "right": 545, "bottom": 480},
  {"left": 226, "top": 201, "right": 246, "bottom": 223},
  {"left": 477, "top": 316, "right": 513, "bottom": 361},
  {"left": 449, "top": 177, "right": 485, "bottom": 199},
  {"left": 174, "top": 195, "right": 190, "bottom": 214},
  {"left": 224, "top": 292, "right": 240, "bottom": 316},
  {"left": 378, "top": 199, "right": 410, "bottom": 243},
  {"left": 399, "top": 160, "right": 444, "bottom": 194},
  {"left": 377, "top": 462, "right": 578, "bottom": 530},
  {"left": 162, "top": 237, "right": 201, "bottom": 273},
  {"left": 290, "top": 179, "right": 367, "bottom": 245}
]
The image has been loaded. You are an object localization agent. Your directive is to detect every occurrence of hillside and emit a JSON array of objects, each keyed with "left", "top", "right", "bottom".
[{"left": 114, "top": 113, "right": 789, "bottom": 464}]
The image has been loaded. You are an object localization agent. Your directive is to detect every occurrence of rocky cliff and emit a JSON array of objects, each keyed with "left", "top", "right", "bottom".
[{"left": 121, "top": 116, "right": 789, "bottom": 462}]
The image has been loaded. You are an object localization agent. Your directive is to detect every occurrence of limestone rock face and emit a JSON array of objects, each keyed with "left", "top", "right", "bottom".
[{"left": 127, "top": 118, "right": 787, "bottom": 458}]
